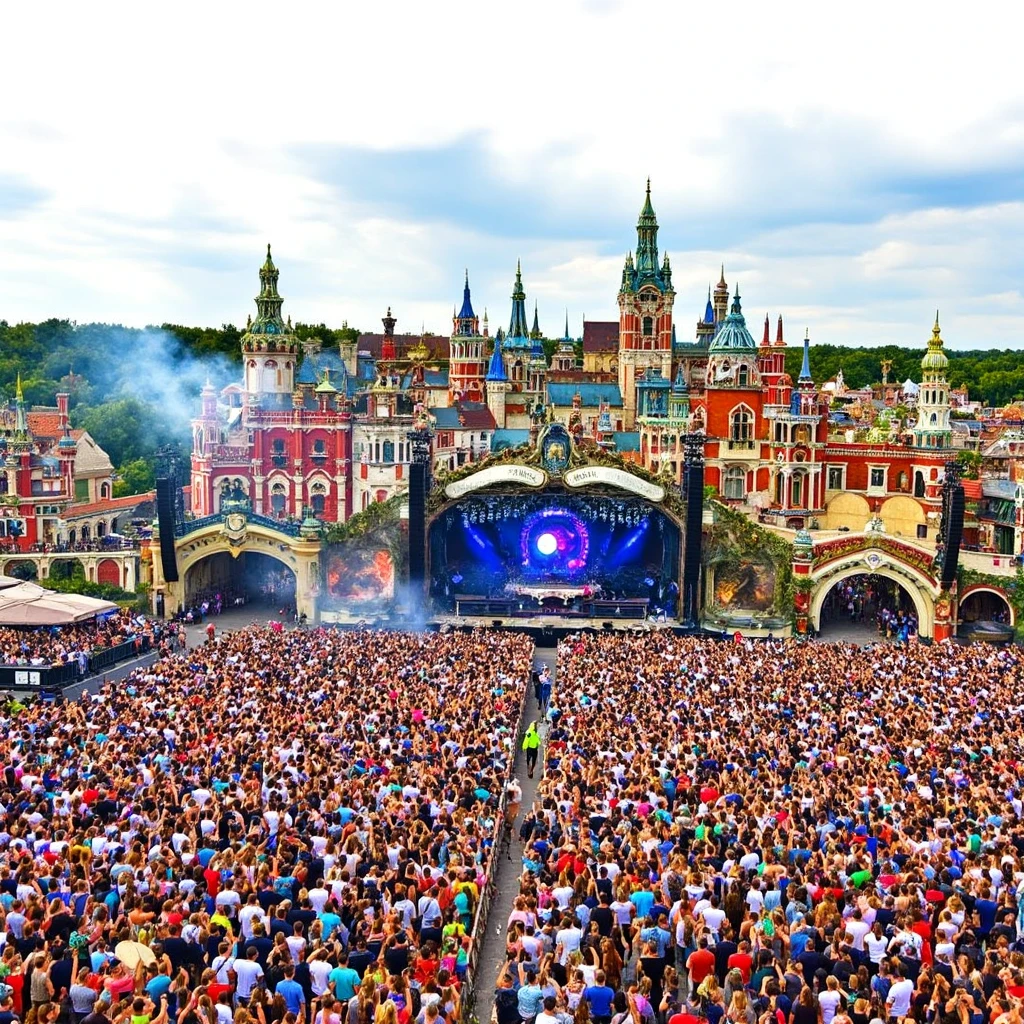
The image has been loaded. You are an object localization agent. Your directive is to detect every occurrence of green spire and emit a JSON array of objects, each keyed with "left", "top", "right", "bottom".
[
  {"left": 15, "top": 372, "right": 23, "bottom": 403},
  {"left": 530, "top": 300, "right": 541, "bottom": 340},
  {"left": 251, "top": 243, "right": 287, "bottom": 335},
  {"left": 507, "top": 261, "right": 530, "bottom": 341}
]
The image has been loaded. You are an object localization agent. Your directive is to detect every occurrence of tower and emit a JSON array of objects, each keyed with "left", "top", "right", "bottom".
[
  {"left": 713, "top": 266, "right": 729, "bottom": 326},
  {"left": 485, "top": 332, "right": 509, "bottom": 429},
  {"left": 381, "top": 307, "right": 397, "bottom": 362},
  {"left": 530, "top": 301, "right": 542, "bottom": 341},
  {"left": 705, "top": 288, "right": 760, "bottom": 390},
  {"left": 449, "top": 272, "right": 486, "bottom": 401},
  {"left": 56, "top": 391, "right": 77, "bottom": 500},
  {"left": 503, "top": 261, "right": 532, "bottom": 390},
  {"left": 617, "top": 180, "right": 676, "bottom": 428},
  {"left": 553, "top": 311, "right": 575, "bottom": 372},
  {"left": 914, "top": 312, "right": 952, "bottom": 449},
  {"left": 696, "top": 286, "right": 716, "bottom": 345},
  {"left": 241, "top": 245, "right": 298, "bottom": 402}
]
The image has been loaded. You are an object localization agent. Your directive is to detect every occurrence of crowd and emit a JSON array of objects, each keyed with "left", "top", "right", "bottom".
[
  {"left": 0, "top": 611, "right": 164, "bottom": 670},
  {"left": 820, "top": 580, "right": 919, "bottom": 640},
  {"left": 497, "top": 634, "right": 1024, "bottom": 1024},
  {"left": 0, "top": 626, "right": 532, "bottom": 1024}
]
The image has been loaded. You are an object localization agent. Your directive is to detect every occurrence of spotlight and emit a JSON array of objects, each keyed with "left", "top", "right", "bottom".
[{"left": 536, "top": 532, "right": 557, "bottom": 555}]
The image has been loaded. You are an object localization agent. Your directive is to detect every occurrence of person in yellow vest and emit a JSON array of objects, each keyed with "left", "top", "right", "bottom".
[{"left": 522, "top": 721, "right": 540, "bottom": 779}]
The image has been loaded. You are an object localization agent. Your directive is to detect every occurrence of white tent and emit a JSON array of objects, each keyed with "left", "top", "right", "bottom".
[{"left": 0, "top": 575, "right": 118, "bottom": 626}]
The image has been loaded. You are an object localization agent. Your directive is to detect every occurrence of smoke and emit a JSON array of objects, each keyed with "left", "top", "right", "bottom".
[{"left": 392, "top": 581, "right": 431, "bottom": 631}]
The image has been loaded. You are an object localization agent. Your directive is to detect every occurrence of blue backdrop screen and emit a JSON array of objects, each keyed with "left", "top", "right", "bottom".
[{"left": 429, "top": 493, "right": 680, "bottom": 610}]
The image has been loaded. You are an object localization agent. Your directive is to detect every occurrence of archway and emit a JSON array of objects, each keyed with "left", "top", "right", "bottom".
[
  {"left": 5, "top": 560, "right": 38, "bottom": 581},
  {"left": 879, "top": 496, "right": 926, "bottom": 540},
  {"left": 49, "top": 557, "right": 85, "bottom": 583},
  {"left": 816, "top": 572, "right": 921, "bottom": 642},
  {"left": 958, "top": 587, "right": 1014, "bottom": 643},
  {"left": 825, "top": 493, "right": 871, "bottom": 532},
  {"left": 183, "top": 550, "right": 297, "bottom": 615}
]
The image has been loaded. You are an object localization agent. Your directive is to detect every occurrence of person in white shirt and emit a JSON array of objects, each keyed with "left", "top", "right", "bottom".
[
  {"left": 886, "top": 970, "right": 914, "bottom": 1021},
  {"left": 232, "top": 948, "right": 265, "bottom": 1002},
  {"left": 238, "top": 896, "right": 268, "bottom": 940},
  {"left": 555, "top": 918, "right": 583, "bottom": 968},
  {"left": 819, "top": 978, "right": 843, "bottom": 1024},
  {"left": 844, "top": 909, "right": 871, "bottom": 952}
]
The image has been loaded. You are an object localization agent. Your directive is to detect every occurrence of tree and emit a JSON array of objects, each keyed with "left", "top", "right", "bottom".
[
  {"left": 71, "top": 397, "right": 161, "bottom": 467},
  {"left": 956, "top": 449, "right": 983, "bottom": 480},
  {"left": 114, "top": 458, "right": 156, "bottom": 497}
]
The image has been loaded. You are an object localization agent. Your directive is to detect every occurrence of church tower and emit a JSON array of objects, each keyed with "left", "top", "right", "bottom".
[
  {"left": 242, "top": 245, "right": 298, "bottom": 406},
  {"left": 617, "top": 180, "right": 675, "bottom": 428},
  {"left": 449, "top": 271, "right": 486, "bottom": 401},
  {"left": 486, "top": 331, "right": 509, "bottom": 428},
  {"left": 914, "top": 312, "right": 952, "bottom": 449}
]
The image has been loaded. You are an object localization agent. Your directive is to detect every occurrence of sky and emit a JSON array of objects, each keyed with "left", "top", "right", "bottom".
[{"left": 2, "top": 1, "right": 1024, "bottom": 350}]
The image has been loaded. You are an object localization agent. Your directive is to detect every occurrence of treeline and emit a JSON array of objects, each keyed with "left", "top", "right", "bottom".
[
  {"left": 781, "top": 344, "right": 1024, "bottom": 407},
  {"left": 0, "top": 318, "right": 359, "bottom": 498}
]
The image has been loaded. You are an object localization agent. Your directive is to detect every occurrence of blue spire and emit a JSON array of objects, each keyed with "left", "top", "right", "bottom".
[
  {"left": 704, "top": 286, "right": 715, "bottom": 324},
  {"left": 486, "top": 333, "right": 507, "bottom": 382},
  {"left": 457, "top": 269, "right": 475, "bottom": 319},
  {"left": 799, "top": 328, "right": 812, "bottom": 383}
]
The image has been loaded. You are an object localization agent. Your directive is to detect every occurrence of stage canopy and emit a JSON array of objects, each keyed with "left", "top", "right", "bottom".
[{"left": 0, "top": 576, "right": 119, "bottom": 626}]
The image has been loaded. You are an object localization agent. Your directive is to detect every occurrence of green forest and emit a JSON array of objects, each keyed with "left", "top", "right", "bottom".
[{"left": 2, "top": 317, "right": 1024, "bottom": 496}]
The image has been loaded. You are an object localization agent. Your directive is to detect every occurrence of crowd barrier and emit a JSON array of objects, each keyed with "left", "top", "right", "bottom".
[
  {"left": 460, "top": 640, "right": 533, "bottom": 1018},
  {"left": 0, "top": 634, "right": 155, "bottom": 695}
]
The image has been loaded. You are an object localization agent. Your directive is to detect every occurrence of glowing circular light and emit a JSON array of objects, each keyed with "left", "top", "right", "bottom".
[{"left": 536, "top": 532, "right": 557, "bottom": 555}]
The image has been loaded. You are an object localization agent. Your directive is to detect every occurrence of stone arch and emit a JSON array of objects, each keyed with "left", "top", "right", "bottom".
[
  {"left": 825, "top": 492, "right": 871, "bottom": 532},
  {"left": 97, "top": 558, "right": 121, "bottom": 587},
  {"left": 809, "top": 556, "right": 935, "bottom": 638},
  {"left": 879, "top": 495, "right": 926, "bottom": 539},
  {"left": 958, "top": 584, "right": 1014, "bottom": 627},
  {"left": 5, "top": 559, "right": 38, "bottom": 581},
  {"left": 49, "top": 557, "right": 85, "bottom": 582}
]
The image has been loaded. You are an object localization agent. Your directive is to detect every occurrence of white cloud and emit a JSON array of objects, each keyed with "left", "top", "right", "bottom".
[{"left": 0, "top": 0, "right": 1023, "bottom": 348}]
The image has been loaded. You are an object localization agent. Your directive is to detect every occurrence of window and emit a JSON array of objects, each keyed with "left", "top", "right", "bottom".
[
  {"left": 870, "top": 467, "right": 886, "bottom": 489},
  {"left": 914, "top": 471, "right": 926, "bottom": 497},
  {"left": 382, "top": 440, "right": 395, "bottom": 463},
  {"left": 827, "top": 465, "right": 844, "bottom": 490},
  {"left": 310, "top": 482, "right": 327, "bottom": 516},
  {"left": 896, "top": 471, "right": 908, "bottom": 492},
  {"left": 791, "top": 472, "right": 805, "bottom": 507},
  {"left": 642, "top": 316, "right": 654, "bottom": 337},
  {"left": 272, "top": 438, "right": 287, "bottom": 468},
  {"left": 916, "top": 524, "right": 927, "bottom": 539},
  {"left": 738, "top": 365, "right": 748, "bottom": 386},
  {"left": 100, "top": 482, "right": 111, "bottom": 499},
  {"left": 723, "top": 466, "right": 746, "bottom": 500},
  {"left": 729, "top": 407, "right": 753, "bottom": 449},
  {"left": 271, "top": 482, "right": 287, "bottom": 516},
  {"left": 311, "top": 439, "right": 327, "bottom": 463}
]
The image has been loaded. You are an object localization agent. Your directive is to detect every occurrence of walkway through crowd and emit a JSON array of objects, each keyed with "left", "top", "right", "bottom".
[{"left": 473, "top": 649, "right": 555, "bottom": 1024}]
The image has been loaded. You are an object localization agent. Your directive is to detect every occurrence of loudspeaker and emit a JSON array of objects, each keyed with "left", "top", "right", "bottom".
[
  {"left": 682, "top": 460, "right": 704, "bottom": 626},
  {"left": 408, "top": 462, "right": 427, "bottom": 587},
  {"left": 941, "top": 485, "right": 965, "bottom": 586},
  {"left": 155, "top": 477, "right": 179, "bottom": 583}
]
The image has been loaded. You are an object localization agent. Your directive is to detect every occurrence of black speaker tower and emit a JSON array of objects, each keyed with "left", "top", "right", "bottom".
[
  {"left": 155, "top": 444, "right": 184, "bottom": 584},
  {"left": 682, "top": 433, "right": 705, "bottom": 627},
  {"left": 406, "top": 427, "right": 432, "bottom": 590},
  {"left": 939, "top": 459, "right": 965, "bottom": 587}
]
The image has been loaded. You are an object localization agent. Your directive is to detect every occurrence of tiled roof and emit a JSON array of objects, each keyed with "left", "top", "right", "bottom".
[
  {"left": 26, "top": 410, "right": 61, "bottom": 438},
  {"left": 429, "top": 402, "right": 496, "bottom": 431},
  {"left": 73, "top": 432, "right": 114, "bottom": 474},
  {"left": 547, "top": 382, "right": 623, "bottom": 408},
  {"left": 66, "top": 491, "right": 155, "bottom": 519},
  {"left": 582, "top": 321, "right": 618, "bottom": 353}
]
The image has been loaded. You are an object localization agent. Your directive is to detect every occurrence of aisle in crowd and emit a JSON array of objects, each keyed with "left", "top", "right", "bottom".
[
  {"left": 494, "top": 633, "right": 1024, "bottom": 1024},
  {"left": 0, "top": 626, "right": 533, "bottom": 1024}
]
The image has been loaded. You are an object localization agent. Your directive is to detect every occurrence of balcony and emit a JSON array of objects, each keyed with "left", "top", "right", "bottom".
[{"left": 726, "top": 438, "right": 756, "bottom": 451}]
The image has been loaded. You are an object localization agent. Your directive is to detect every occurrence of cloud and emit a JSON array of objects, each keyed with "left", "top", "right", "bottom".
[{"left": 0, "top": 174, "right": 49, "bottom": 218}]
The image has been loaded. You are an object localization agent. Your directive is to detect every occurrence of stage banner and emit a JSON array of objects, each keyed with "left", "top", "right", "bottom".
[
  {"left": 444, "top": 464, "right": 548, "bottom": 499},
  {"left": 563, "top": 466, "right": 666, "bottom": 502}
]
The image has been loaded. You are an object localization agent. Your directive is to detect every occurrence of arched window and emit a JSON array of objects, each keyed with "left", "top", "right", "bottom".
[
  {"left": 642, "top": 316, "right": 654, "bottom": 337},
  {"left": 310, "top": 482, "right": 327, "bottom": 516},
  {"left": 68, "top": 528, "right": 76, "bottom": 546},
  {"left": 791, "top": 471, "right": 806, "bottom": 508},
  {"left": 97, "top": 521, "right": 106, "bottom": 538},
  {"left": 730, "top": 406, "right": 753, "bottom": 447},
  {"left": 897, "top": 471, "right": 908, "bottom": 492},
  {"left": 271, "top": 438, "right": 287, "bottom": 468},
  {"left": 81, "top": 525, "right": 90, "bottom": 541},
  {"left": 311, "top": 439, "right": 327, "bottom": 463},
  {"left": 723, "top": 466, "right": 746, "bottom": 500},
  {"left": 100, "top": 482, "right": 111, "bottom": 499},
  {"left": 914, "top": 472, "right": 926, "bottom": 498},
  {"left": 271, "top": 482, "right": 287, "bottom": 516}
]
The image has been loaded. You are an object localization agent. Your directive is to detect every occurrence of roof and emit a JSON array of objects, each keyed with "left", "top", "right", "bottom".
[
  {"left": 73, "top": 432, "right": 114, "bottom": 475},
  {"left": 429, "top": 402, "right": 496, "bottom": 431},
  {"left": 26, "top": 410, "right": 62, "bottom": 438},
  {"left": 709, "top": 291, "right": 757, "bottom": 353},
  {"left": 457, "top": 272, "right": 475, "bottom": 320},
  {"left": 400, "top": 369, "right": 449, "bottom": 389},
  {"left": 547, "top": 382, "right": 623, "bottom": 408},
  {"left": 582, "top": 321, "right": 618, "bottom": 353},
  {"left": 356, "top": 333, "right": 451, "bottom": 360},
  {"left": 982, "top": 479, "right": 1020, "bottom": 500},
  {"left": 491, "top": 429, "right": 530, "bottom": 450},
  {"left": 66, "top": 491, "right": 155, "bottom": 519},
  {"left": 611, "top": 431, "right": 640, "bottom": 452}
]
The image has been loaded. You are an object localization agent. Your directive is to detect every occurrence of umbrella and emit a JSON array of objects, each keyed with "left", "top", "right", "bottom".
[{"left": 114, "top": 940, "right": 157, "bottom": 970}]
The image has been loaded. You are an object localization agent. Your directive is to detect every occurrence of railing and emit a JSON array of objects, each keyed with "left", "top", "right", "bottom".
[
  {"left": 0, "top": 634, "right": 155, "bottom": 692},
  {"left": 174, "top": 512, "right": 304, "bottom": 538},
  {"left": 727, "top": 438, "right": 756, "bottom": 451}
]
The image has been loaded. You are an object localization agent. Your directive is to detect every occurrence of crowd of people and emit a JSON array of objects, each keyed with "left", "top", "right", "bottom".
[
  {"left": 497, "top": 633, "right": 1024, "bottom": 1024},
  {"left": 0, "top": 626, "right": 532, "bottom": 1024},
  {"left": 0, "top": 611, "right": 164, "bottom": 671},
  {"left": 820, "top": 579, "right": 919, "bottom": 640}
]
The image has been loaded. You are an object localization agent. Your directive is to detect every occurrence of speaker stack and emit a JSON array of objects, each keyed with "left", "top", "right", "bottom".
[
  {"left": 155, "top": 477, "right": 179, "bottom": 583},
  {"left": 940, "top": 460, "right": 965, "bottom": 588},
  {"left": 682, "top": 433, "right": 705, "bottom": 627},
  {"left": 406, "top": 427, "right": 433, "bottom": 591}
]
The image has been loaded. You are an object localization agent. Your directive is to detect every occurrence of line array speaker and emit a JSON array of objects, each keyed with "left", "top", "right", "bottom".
[
  {"left": 155, "top": 477, "right": 179, "bottom": 583},
  {"left": 940, "top": 485, "right": 965, "bottom": 587},
  {"left": 407, "top": 462, "right": 427, "bottom": 587},
  {"left": 682, "top": 460, "right": 704, "bottom": 626}
]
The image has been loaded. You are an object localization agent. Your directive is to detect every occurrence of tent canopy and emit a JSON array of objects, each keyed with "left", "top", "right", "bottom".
[{"left": 0, "top": 575, "right": 118, "bottom": 626}]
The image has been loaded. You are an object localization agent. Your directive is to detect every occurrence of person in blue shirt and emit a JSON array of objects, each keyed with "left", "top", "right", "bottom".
[
  {"left": 328, "top": 955, "right": 361, "bottom": 1002},
  {"left": 583, "top": 971, "right": 616, "bottom": 1024},
  {"left": 630, "top": 879, "right": 656, "bottom": 921},
  {"left": 275, "top": 966, "right": 305, "bottom": 1017}
]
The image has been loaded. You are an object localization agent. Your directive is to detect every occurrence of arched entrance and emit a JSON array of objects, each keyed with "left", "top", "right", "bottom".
[
  {"left": 5, "top": 559, "right": 37, "bottom": 581},
  {"left": 184, "top": 550, "right": 296, "bottom": 614},
  {"left": 49, "top": 558, "right": 85, "bottom": 583},
  {"left": 817, "top": 572, "right": 921, "bottom": 642},
  {"left": 958, "top": 586, "right": 1014, "bottom": 643}
]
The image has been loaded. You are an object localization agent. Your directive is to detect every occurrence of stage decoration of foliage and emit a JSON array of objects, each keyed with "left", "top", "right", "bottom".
[
  {"left": 813, "top": 533, "right": 937, "bottom": 580},
  {"left": 323, "top": 494, "right": 404, "bottom": 544},
  {"left": 704, "top": 499, "right": 794, "bottom": 618}
]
